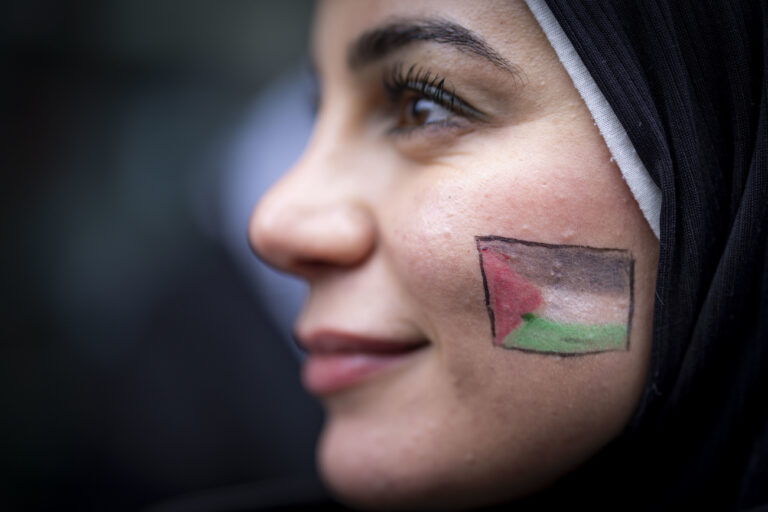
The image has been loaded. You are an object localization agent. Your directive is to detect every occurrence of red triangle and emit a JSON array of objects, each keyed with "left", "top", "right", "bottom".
[{"left": 481, "top": 248, "right": 543, "bottom": 345}]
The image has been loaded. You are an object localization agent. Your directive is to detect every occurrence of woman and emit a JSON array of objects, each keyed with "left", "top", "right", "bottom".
[{"left": 250, "top": 1, "right": 768, "bottom": 509}]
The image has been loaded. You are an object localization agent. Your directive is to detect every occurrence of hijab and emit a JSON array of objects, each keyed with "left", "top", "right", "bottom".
[{"left": 521, "top": 1, "right": 768, "bottom": 509}]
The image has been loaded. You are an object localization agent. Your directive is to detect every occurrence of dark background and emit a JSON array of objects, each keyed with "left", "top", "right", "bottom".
[{"left": 1, "top": 1, "right": 324, "bottom": 510}]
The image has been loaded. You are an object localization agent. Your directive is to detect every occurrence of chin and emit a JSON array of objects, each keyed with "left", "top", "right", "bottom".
[
  {"left": 318, "top": 436, "right": 460, "bottom": 511},
  {"left": 315, "top": 412, "right": 552, "bottom": 511}
]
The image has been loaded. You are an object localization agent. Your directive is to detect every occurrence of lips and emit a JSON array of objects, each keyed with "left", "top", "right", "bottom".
[{"left": 298, "top": 331, "right": 429, "bottom": 395}]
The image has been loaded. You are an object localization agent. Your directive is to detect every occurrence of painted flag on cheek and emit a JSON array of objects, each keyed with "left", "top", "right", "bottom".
[{"left": 476, "top": 236, "right": 634, "bottom": 355}]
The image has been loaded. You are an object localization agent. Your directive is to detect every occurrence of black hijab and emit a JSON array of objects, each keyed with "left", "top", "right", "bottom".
[{"left": 525, "top": 1, "right": 768, "bottom": 510}]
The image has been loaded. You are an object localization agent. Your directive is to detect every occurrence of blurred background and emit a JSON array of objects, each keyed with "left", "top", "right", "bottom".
[{"left": 1, "top": 1, "right": 325, "bottom": 510}]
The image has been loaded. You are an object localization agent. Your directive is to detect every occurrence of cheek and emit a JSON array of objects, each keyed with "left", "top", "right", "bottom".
[
  {"left": 382, "top": 151, "right": 637, "bottom": 338},
  {"left": 378, "top": 153, "right": 651, "bottom": 410},
  {"left": 383, "top": 178, "right": 488, "bottom": 320}
]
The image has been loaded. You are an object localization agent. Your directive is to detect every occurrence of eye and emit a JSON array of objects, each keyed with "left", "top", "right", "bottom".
[
  {"left": 402, "top": 96, "right": 454, "bottom": 127},
  {"left": 383, "top": 63, "right": 486, "bottom": 134}
]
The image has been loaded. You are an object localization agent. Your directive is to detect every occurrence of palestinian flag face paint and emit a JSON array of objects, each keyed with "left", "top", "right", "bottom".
[{"left": 476, "top": 236, "right": 634, "bottom": 355}]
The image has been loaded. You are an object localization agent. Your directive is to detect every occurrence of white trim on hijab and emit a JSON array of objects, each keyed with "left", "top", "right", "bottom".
[{"left": 525, "top": 0, "right": 662, "bottom": 238}]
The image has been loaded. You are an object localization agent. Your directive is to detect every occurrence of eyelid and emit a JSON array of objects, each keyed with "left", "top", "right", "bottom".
[{"left": 382, "top": 62, "right": 488, "bottom": 121}]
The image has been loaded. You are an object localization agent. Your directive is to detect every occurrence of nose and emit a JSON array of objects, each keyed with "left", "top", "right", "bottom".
[{"left": 249, "top": 156, "right": 376, "bottom": 277}]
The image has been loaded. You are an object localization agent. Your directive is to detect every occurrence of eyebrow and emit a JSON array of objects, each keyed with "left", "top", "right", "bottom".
[{"left": 347, "top": 18, "right": 520, "bottom": 75}]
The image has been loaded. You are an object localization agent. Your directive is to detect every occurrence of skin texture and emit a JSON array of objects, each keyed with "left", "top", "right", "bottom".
[{"left": 249, "top": 1, "right": 659, "bottom": 510}]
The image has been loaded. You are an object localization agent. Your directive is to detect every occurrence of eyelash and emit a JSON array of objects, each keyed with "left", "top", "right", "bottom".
[{"left": 382, "top": 63, "right": 485, "bottom": 131}]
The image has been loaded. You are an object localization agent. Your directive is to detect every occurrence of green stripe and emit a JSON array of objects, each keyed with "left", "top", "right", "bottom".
[{"left": 503, "top": 314, "right": 627, "bottom": 354}]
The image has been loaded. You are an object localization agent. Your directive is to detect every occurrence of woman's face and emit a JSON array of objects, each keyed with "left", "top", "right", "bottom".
[{"left": 250, "top": 0, "right": 659, "bottom": 509}]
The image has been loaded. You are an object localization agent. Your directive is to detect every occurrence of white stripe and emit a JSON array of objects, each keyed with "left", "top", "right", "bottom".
[{"left": 524, "top": 0, "right": 661, "bottom": 238}]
